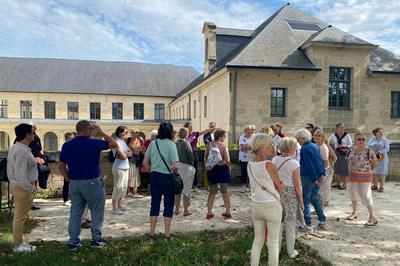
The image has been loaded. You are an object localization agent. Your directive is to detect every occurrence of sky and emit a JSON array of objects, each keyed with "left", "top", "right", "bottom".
[{"left": 1, "top": 0, "right": 399, "bottom": 72}]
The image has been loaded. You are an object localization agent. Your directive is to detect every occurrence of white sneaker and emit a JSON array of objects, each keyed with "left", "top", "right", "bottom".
[
  {"left": 119, "top": 206, "right": 128, "bottom": 212},
  {"left": 133, "top": 194, "right": 143, "bottom": 198},
  {"left": 318, "top": 221, "right": 327, "bottom": 229},
  {"left": 288, "top": 250, "right": 299, "bottom": 259},
  {"left": 63, "top": 201, "right": 71, "bottom": 206},
  {"left": 111, "top": 209, "right": 123, "bottom": 215},
  {"left": 13, "top": 242, "right": 36, "bottom": 253}
]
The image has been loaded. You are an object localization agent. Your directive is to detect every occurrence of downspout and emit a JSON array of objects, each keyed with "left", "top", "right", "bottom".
[
  {"left": 230, "top": 69, "right": 238, "bottom": 144},
  {"left": 188, "top": 94, "right": 192, "bottom": 120}
]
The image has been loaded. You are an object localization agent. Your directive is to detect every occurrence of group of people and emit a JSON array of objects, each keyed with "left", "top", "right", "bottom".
[
  {"left": 6, "top": 119, "right": 390, "bottom": 266},
  {"left": 239, "top": 122, "right": 389, "bottom": 266}
]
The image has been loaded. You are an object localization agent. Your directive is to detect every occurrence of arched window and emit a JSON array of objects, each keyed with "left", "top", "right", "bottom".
[
  {"left": 0, "top": 131, "right": 10, "bottom": 150},
  {"left": 44, "top": 132, "right": 58, "bottom": 151}
]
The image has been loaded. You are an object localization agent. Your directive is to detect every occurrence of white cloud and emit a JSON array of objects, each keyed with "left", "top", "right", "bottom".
[{"left": 287, "top": 0, "right": 400, "bottom": 54}]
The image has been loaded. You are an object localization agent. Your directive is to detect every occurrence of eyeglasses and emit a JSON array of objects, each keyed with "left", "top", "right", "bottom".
[{"left": 356, "top": 138, "right": 365, "bottom": 141}]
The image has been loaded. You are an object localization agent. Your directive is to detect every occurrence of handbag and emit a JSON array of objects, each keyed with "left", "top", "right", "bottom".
[
  {"left": 155, "top": 140, "right": 183, "bottom": 195},
  {"left": 375, "top": 151, "right": 384, "bottom": 161}
]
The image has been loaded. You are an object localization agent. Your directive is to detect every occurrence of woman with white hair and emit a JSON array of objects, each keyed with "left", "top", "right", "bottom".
[
  {"left": 347, "top": 132, "right": 378, "bottom": 226},
  {"left": 239, "top": 125, "right": 254, "bottom": 188},
  {"left": 294, "top": 129, "right": 327, "bottom": 229},
  {"left": 247, "top": 134, "right": 283, "bottom": 266},
  {"left": 272, "top": 137, "right": 304, "bottom": 259}
]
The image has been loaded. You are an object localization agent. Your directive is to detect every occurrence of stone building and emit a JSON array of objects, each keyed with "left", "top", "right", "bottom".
[
  {"left": 169, "top": 4, "right": 400, "bottom": 143},
  {"left": 0, "top": 57, "right": 198, "bottom": 151},
  {"left": 1, "top": 4, "right": 400, "bottom": 152}
]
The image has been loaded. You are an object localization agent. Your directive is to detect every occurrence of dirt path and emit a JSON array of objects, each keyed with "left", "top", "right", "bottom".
[{"left": 26, "top": 183, "right": 400, "bottom": 265}]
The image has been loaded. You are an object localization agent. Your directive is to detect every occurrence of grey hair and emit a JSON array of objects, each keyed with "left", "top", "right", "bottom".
[
  {"left": 243, "top": 125, "right": 252, "bottom": 131},
  {"left": 294, "top": 128, "right": 312, "bottom": 142},
  {"left": 251, "top": 133, "right": 273, "bottom": 157}
]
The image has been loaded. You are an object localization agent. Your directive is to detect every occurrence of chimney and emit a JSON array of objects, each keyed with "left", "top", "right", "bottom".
[{"left": 202, "top": 22, "right": 217, "bottom": 77}]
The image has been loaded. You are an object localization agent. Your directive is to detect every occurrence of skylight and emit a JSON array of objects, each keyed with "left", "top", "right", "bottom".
[{"left": 287, "top": 21, "right": 321, "bottom": 31}]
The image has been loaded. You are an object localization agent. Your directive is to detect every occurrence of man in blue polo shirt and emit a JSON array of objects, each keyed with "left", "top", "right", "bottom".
[{"left": 59, "top": 120, "right": 118, "bottom": 250}]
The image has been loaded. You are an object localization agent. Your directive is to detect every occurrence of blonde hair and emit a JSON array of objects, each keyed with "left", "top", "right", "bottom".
[
  {"left": 243, "top": 125, "right": 252, "bottom": 131},
  {"left": 278, "top": 137, "right": 298, "bottom": 154},
  {"left": 178, "top": 127, "right": 189, "bottom": 139},
  {"left": 259, "top": 126, "right": 275, "bottom": 137},
  {"left": 251, "top": 133, "right": 273, "bottom": 156},
  {"left": 313, "top": 129, "right": 326, "bottom": 142},
  {"left": 354, "top": 132, "right": 366, "bottom": 139}
]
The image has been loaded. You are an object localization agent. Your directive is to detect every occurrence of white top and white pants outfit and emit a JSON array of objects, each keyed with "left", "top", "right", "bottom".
[
  {"left": 248, "top": 160, "right": 282, "bottom": 266},
  {"left": 112, "top": 139, "right": 130, "bottom": 200}
]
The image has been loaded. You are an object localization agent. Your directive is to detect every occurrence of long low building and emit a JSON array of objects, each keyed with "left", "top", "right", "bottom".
[
  {"left": 0, "top": 58, "right": 198, "bottom": 150},
  {"left": 1, "top": 3, "right": 400, "bottom": 152}
]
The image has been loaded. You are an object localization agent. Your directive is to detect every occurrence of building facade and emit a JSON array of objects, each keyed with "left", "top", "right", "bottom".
[
  {"left": 169, "top": 4, "right": 400, "bottom": 143},
  {"left": 1, "top": 4, "right": 400, "bottom": 152},
  {"left": 0, "top": 58, "right": 198, "bottom": 151}
]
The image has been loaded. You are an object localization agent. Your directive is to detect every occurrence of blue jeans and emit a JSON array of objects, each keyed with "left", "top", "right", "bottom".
[
  {"left": 68, "top": 177, "right": 105, "bottom": 244},
  {"left": 301, "top": 176, "right": 326, "bottom": 225},
  {"left": 150, "top": 171, "right": 174, "bottom": 218}
]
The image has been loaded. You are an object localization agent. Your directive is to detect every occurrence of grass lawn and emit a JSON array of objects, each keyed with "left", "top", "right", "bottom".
[{"left": 0, "top": 215, "right": 330, "bottom": 266}]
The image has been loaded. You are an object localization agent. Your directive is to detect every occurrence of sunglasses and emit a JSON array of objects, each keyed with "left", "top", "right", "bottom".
[{"left": 356, "top": 138, "right": 365, "bottom": 141}]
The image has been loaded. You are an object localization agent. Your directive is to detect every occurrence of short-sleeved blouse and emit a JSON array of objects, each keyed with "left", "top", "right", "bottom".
[{"left": 348, "top": 146, "right": 376, "bottom": 182}]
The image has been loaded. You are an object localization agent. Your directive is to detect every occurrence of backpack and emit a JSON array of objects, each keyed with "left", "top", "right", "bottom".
[
  {"left": 205, "top": 145, "right": 222, "bottom": 170},
  {"left": 107, "top": 150, "right": 116, "bottom": 163}
]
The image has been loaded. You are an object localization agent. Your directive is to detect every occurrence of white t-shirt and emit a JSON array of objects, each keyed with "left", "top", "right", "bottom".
[
  {"left": 271, "top": 156, "right": 300, "bottom": 188},
  {"left": 239, "top": 134, "right": 253, "bottom": 162},
  {"left": 328, "top": 133, "right": 353, "bottom": 149},
  {"left": 113, "top": 138, "right": 130, "bottom": 170}
]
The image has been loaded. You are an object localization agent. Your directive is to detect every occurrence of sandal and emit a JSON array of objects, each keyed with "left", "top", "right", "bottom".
[
  {"left": 365, "top": 218, "right": 378, "bottom": 226},
  {"left": 346, "top": 214, "right": 358, "bottom": 220},
  {"left": 148, "top": 234, "right": 156, "bottom": 241},
  {"left": 222, "top": 213, "right": 232, "bottom": 219},
  {"left": 371, "top": 185, "right": 378, "bottom": 191},
  {"left": 206, "top": 213, "right": 214, "bottom": 220},
  {"left": 183, "top": 212, "right": 193, "bottom": 217},
  {"left": 164, "top": 235, "right": 171, "bottom": 241},
  {"left": 378, "top": 187, "right": 384, "bottom": 193},
  {"left": 339, "top": 185, "right": 346, "bottom": 190}
]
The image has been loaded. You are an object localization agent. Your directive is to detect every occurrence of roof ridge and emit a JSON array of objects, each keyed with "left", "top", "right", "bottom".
[
  {"left": 0, "top": 56, "right": 197, "bottom": 70},
  {"left": 300, "top": 24, "right": 332, "bottom": 47},
  {"left": 214, "top": 3, "right": 289, "bottom": 70}
]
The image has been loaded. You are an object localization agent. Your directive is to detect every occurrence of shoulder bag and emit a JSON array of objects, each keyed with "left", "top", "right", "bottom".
[
  {"left": 248, "top": 162, "right": 282, "bottom": 207},
  {"left": 155, "top": 140, "right": 183, "bottom": 195}
]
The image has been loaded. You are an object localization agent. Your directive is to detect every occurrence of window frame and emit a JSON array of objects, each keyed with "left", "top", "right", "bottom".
[
  {"left": 44, "top": 101, "right": 56, "bottom": 119},
  {"left": 193, "top": 100, "right": 197, "bottom": 119},
  {"left": 133, "top": 103, "right": 144, "bottom": 120},
  {"left": 67, "top": 102, "right": 79, "bottom": 120},
  {"left": 0, "top": 100, "right": 8, "bottom": 118},
  {"left": 328, "top": 66, "right": 351, "bottom": 109},
  {"left": 154, "top": 103, "right": 165, "bottom": 121},
  {"left": 112, "top": 102, "right": 123, "bottom": 120},
  {"left": 90, "top": 102, "right": 101, "bottom": 120},
  {"left": 270, "top": 88, "right": 286, "bottom": 117},
  {"left": 391, "top": 91, "right": 400, "bottom": 118},
  {"left": 20, "top": 100, "right": 32, "bottom": 119}
]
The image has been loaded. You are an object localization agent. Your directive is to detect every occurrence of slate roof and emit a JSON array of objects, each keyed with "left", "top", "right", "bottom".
[
  {"left": 369, "top": 47, "right": 400, "bottom": 73},
  {"left": 301, "top": 25, "right": 374, "bottom": 47},
  {"left": 0, "top": 57, "right": 199, "bottom": 97}
]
